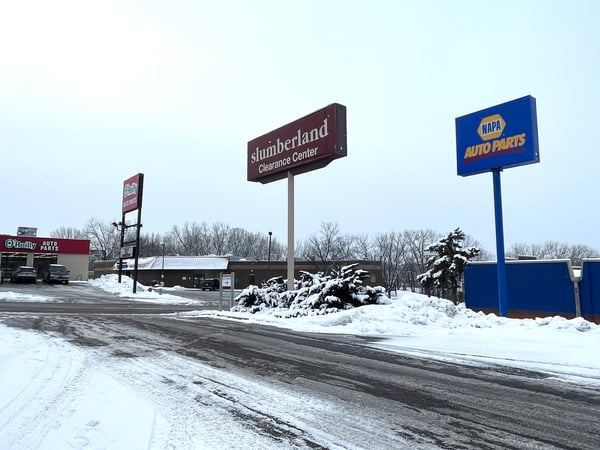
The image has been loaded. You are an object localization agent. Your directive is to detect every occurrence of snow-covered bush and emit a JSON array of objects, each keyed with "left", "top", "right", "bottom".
[
  {"left": 417, "top": 227, "right": 480, "bottom": 302},
  {"left": 232, "top": 264, "right": 389, "bottom": 317}
]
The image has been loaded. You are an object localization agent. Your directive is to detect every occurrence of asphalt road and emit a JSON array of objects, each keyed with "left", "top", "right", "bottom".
[
  {"left": 0, "top": 280, "right": 226, "bottom": 312},
  {"left": 1, "top": 283, "right": 599, "bottom": 449}
]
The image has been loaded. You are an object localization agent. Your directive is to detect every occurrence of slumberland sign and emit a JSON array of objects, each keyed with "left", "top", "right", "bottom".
[{"left": 247, "top": 103, "right": 347, "bottom": 184}]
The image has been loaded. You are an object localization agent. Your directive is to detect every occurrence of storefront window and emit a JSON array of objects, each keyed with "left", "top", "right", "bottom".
[{"left": 34, "top": 254, "right": 58, "bottom": 276}]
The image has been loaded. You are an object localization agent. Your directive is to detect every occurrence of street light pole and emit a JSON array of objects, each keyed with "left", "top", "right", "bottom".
[
  {"left": 112, "top": 221, "right": 125, "bottom": 283},
  {"left": 267, "top": 231, "right": 272, "bottom": 281},
  {"left": 112, "top": 220, "right": 140, "bottom": 287}
]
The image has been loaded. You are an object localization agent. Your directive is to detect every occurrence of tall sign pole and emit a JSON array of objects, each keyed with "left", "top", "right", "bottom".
[
  {"left": 287, "top": 171, "right": 294, "bottom": 289},
  {"left": 121, "top": 173, "right": 144, "bottom": 294},
  {"left": 492, "top": 169, "right": 508, "bottom": 316},
  {"left": 247, "top": 104, "right": 347, "bottom": 290},
  {"left": 118, "top": 215, "right": 125, "bottom": 283},
  {"left": 132, "top": 174, "right": 144, "bottom": 294},
  {"left": 456, "top": 96, "right": 539, "bottom": 317}
]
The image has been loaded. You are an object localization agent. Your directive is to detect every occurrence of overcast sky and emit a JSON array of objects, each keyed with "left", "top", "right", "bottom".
[{"left": 1, "top": 0, "right": 598, "bottom": 255}]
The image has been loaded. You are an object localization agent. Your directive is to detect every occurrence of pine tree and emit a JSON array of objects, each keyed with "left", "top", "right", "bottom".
[{"left": 417, "top": 228, "right": 480, "bottom": 302}]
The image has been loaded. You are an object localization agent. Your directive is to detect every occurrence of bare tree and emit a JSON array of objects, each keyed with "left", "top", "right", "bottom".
[
  {"left": 568, "top": 244, "right": 600, "bottom": 265},
  {"left": 350, "top": 233, "right": 374, "bottom": 260},
  {"left": 463, "top": 234, "right": 492, "bottom": 261},
  {"left": 166, "top": 222, "right": 210, "bottom": 255},
  {"left": 539, "top": 241, "right": 571, "bottom": 260},
  {"left": 508, "top": 241, "right": 599, "bottom": 265},
  {"left": 226, "top": 227, "right": 253, "bottom": 257},
  {"left": 374, "top": 231, "right": 403, "bottom": 292},
  {"left": 269, "top": 240, "right": 287, "bottom": 261},
  {"left": 226, "top": 228, "right": 272, "bottom": 259},
  {"left": 83, "top": 218, "right": 120, "bottom": 261},
  {"left": 374, "top": 230, "right": 434, "bottom": 293},
  {"left": 404, "top": 229, "right": 441, "bottom": 277},
  {"left": 303, "top": 222, "right": 351, "bottom": 270},
  {"left": 50, "top": 226, "right": 86, "bottom": 239},
  {"left": 210, "top": 222, "right": 230, "bottom": 255},
  {"left": 138, "top": 232, "right": 165, "bottom": 257},
  {"left": 509, "top": 242, "right": 533, "bottom": 259},
  {"left": 161, "top": 222, "right": 286, "bottom": 260}
]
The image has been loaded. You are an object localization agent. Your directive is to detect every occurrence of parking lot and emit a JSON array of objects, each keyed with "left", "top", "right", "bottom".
[{"left": 0, "top": 279, "right": 240, "bottom": 310}]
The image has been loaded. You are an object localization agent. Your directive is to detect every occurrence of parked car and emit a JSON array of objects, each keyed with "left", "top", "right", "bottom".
[
  {"left": 11, "top": 266, "right": 37, "bottom": 284},
  {"left": 42, "top": 264, "right": 70, "bottom": 284},
  {"left": 200, "top": 278, "right": 219, "bottom": 291}
]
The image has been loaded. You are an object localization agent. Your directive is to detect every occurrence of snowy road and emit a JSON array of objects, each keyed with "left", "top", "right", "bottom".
[{"left": 2, "top": 310, "right": 599, "bottom": 449}]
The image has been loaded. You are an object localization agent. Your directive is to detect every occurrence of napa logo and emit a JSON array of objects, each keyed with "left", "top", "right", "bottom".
[
  {"left": 463, "top": 112, "right": 527, "bottom": 163},
  {"left": 477, "top": 114, "right": 505, "bottom": 141}
]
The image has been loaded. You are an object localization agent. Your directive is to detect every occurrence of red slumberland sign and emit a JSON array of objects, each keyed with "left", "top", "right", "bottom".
[
  {"left": 0, "top": 235, "right": 90, "bottom": 254},
  {"left": 122, "top": 173, "right": 143, "bottom": 213},
  {"left": 247, "top": 103, "right": 347, "bottom": 184}
]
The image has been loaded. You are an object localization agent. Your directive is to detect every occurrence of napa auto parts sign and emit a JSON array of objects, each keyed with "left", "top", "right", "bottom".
[
  {"left": 248, "top": 103, "right": 347, "bottom": 183},
  {"left": 456, "top": 96, "right": 539, "bottom": 176},
  {"left": 122, "top": 173, "right": 143, "bottom": 213}
]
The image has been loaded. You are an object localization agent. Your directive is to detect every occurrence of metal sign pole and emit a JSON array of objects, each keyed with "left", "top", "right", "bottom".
[
  {"left": 230, "top": 272, "right": 235, "bottom": 308},
  {"left": 287, "top": 172, "right": 294, "bottom": 291},
  {"left": 492, "top": 169, "right": 508, "bottom": 317},
  {"left": 132, "top": 174, "right": 144, "bottom": 294},
  {"left": 118, "top": 213, "right": 125, "bottom": 283},
  {"left": 219, "top": 272, "right": 223, "bottom": 311}
]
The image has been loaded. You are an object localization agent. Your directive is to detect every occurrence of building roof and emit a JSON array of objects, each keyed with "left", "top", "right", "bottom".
[{"left": 115, "top": 256, "right": 229, "bottom": 271}]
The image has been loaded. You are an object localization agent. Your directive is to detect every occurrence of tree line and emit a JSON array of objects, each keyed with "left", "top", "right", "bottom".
[
  {"left": 53, "top": 219, "right": 599, "bottom": 290},
  {"left": 52, "top": 219, "right": 287, "bottom": 262}
]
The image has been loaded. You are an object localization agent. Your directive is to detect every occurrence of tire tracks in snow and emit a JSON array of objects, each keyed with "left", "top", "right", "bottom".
[{"left": 0, "top": 327, "right": 87, "bottom": 448}]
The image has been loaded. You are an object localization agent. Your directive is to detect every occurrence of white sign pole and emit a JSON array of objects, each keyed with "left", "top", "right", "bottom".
[{"left": 287, "top": 171, "right": 295, "bottom": 291}]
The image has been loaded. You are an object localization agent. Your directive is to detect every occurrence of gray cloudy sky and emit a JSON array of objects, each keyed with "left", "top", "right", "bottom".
[{"left": 1, "top": 0, "right": 599, "bottom": 254}]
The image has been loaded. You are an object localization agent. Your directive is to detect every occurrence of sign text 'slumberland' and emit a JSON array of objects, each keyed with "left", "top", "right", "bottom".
[{"left": 247, "top": 103, "right": 346, "bottom": 183}]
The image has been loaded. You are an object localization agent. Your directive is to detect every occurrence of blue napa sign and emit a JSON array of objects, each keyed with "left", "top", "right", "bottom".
[{"left": 456, "top": 95, "right": 540, "bottom": 176}]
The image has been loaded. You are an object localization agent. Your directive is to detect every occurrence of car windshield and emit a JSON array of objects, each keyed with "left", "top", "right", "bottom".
[
  {"left": 50, "top": 266, "right": 67, "bottom": 274},
  {"left": 21, "top": 267, "right": 34, "bottom": 273}
]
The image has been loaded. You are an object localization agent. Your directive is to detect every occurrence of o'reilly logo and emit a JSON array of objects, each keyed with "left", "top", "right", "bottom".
[
  {"left": 124, "top": 182, "right": 138, "bottom": 197},
  {"left": 4, "top": 238, "right": 36, "bottom": 250}
]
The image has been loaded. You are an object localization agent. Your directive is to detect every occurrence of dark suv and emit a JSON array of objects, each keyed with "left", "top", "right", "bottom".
[
  {"left": 42, "top": 264, "right": 70, "bottom": 284},
  {"left": 12, "top": 266, "right": 37, "bottom": 283},
  {"left": 200, "top": 278, "right": 219, "bottom": 291}
]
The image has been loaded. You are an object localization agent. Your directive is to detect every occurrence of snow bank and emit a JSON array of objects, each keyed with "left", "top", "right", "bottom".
[
  {"left": 0, "top": 291, "right": 54, "bottom": 302},
  {"left": 88, "top": 274, "right": 186, "bottom": 302}
]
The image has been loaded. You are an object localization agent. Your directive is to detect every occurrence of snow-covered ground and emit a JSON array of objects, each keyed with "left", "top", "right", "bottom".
[{"left": 1, "top": 275, "right": 599, "bottom": 448}]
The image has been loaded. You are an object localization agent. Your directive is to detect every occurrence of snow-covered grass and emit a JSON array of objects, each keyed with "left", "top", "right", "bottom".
[
  {"left": 1, "top": 276, "right": 599, "bottom": 448},
  {"left": 88, "top": 274, "right": 182, "bottom": 299},
  {"left": 0, "top": 291, "right": 56, "bottom": 302},
  {"left": 87, "top": 274, "right": 201, "bottom": 304}
]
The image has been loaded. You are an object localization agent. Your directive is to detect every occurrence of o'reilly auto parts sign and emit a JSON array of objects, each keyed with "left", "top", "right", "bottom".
[
  {"left": 247, "top": 103, "right": 347, "bottom": 184},
  {"left": 0, "top": 235, "right": 90, "bottom": 254},
  {"left": 122, "top": 173, "right": 144, "bottom": 213}
]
